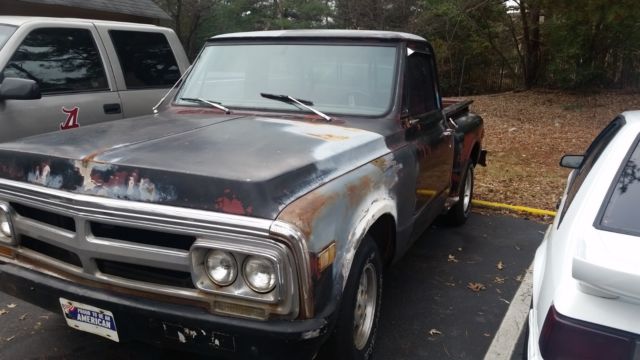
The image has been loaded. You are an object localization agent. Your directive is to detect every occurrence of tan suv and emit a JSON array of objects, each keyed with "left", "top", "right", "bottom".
[{"left": 0, "top": 16, "right": 189, "bottom": 142}]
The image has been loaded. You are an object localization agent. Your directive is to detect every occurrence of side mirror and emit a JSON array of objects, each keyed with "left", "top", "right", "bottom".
[
  {"left": 0, "top": 78, "right": 41, "bottom": 100},
  {"left": 560, "top": 154, "right": 584, "bottom": 169}
]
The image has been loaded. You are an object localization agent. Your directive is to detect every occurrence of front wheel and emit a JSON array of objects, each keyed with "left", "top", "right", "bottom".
[
  {"left": 324, "top": 236, "right": 383, "bottom": 360},
  {"left": 445, "top": 163, "right": 474, "bottom": 226}
]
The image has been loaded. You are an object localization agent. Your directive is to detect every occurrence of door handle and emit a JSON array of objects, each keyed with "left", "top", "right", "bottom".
[{"left": 103, "top": 103, "right": 122, "bottom": 114}]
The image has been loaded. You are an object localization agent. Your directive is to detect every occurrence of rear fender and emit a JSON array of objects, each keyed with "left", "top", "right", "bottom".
[{"left": 451, "top": 113, "right": 484, "bottom": 194}]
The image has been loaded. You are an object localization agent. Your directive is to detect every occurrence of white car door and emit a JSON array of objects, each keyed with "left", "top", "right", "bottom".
[{"left": 0, "top": 21, "right": 123, "bottom": 143}]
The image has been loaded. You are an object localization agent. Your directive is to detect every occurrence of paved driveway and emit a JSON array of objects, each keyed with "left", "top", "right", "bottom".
[{"left": 0, "top": 214, "right": 546, "bottom": 359}]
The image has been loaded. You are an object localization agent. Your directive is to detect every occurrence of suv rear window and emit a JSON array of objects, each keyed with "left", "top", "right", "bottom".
[
  {"left": 599, "top": 135, "right": 640, "bottom": 235},
  {"left": 109, "top": 30, "right": 180, "bottom": 89}
]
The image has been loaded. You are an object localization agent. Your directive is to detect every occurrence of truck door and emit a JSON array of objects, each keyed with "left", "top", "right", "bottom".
[
  {"left": 403, "top": 49, "right": 455, "bottom": 235},
  {"left": 0, "top": 23, "right": 123, "bottom": 142},
  {"left": 94, "top": 24, "right": 189, "bottom": 118}
]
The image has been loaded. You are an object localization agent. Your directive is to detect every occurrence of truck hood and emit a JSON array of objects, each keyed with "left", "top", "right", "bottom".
[{"left": 0, "top": 113, "right": 390, "bottom": 219}]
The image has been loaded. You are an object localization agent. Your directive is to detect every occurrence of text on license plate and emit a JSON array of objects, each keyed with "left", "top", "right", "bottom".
[{"left": 59, "top": 298, "right": 119, "bottom": 342}]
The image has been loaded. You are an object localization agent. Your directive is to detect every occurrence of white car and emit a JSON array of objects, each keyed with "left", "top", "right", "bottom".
[{"left": 527, "top": 111, "right": 640, "bottom": 359}]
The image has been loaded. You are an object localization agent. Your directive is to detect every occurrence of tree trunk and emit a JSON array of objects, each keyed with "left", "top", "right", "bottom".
[{"left": 519, "top": 0, "right": 541, "bottom": 88}]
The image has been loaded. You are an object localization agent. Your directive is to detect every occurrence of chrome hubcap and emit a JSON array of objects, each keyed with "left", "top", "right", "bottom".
[
  {"left": 463, "top": 168, "right": 473, "bottom": 213},
  {"left": 353, "top": 262, "right": 377, "bottom": 350}
]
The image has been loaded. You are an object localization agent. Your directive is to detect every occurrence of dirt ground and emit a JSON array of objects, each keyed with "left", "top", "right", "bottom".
[{"left": 469, "top": 89, "right": 640, "bottom": 212}]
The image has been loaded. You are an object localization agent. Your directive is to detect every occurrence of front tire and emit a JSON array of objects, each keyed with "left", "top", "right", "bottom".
[
  {"left": 325, "top": 236, "right": 383, "bottom": 360},
  {"left": 445, "top": 163, "right": 474, "bottom": 226}
]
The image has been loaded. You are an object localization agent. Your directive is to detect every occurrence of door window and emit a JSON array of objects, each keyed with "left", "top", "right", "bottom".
[
  {"left": 599, "top": 135, "right": 640, "bottom": 236},
  {"left": 558, "top": 117, "right": 624, "bottom": 224},
  {"left": 403, "top": 53, "right": 439, "bottom": 116},
  {"left": 109, "top": 30, "right": 180, "bottom": 89},
  {"left": 2, "top": 27, "right": 108, "bottom": 94}
]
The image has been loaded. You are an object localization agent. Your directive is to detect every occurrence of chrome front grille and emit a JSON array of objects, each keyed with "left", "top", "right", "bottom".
[{"left": 0, "top": 178, "right": 313, "bottom": 319}]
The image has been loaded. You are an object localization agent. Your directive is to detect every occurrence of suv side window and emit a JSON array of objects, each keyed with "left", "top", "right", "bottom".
[
  {"left": 2, "top": 28, "right": 108, "bottom": 94},
  {"left": 558, "top": 117, "right": 624, "bottom": 225},
  {"left": 109, "top": 30, "right": 180, "bottom": 89},
  {"left": 403, "top": 52, "right": 438, "bottom": 116}
]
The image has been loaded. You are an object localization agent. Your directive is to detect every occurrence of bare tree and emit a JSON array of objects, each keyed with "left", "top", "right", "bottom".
[{"left": 155, "top": 0, "right": 215, "bottom": 58}]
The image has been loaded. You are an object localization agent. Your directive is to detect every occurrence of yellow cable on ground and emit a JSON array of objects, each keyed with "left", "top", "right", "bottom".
[{"left": 472, "top": 199, "right": 557, "bottom": 217}]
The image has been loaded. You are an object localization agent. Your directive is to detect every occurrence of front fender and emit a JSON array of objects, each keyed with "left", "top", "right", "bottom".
[{"left": 275, "top": 153, "right": 400, "bottom": 315}]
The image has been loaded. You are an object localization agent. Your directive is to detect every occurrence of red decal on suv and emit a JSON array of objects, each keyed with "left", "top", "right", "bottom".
[{"left": 60, "top": 107, "right": 80, "bottom": 130}]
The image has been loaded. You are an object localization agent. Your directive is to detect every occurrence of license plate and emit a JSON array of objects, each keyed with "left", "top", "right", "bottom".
[{"left": 59, "top": 298, "right": 119, "bottom": 342}]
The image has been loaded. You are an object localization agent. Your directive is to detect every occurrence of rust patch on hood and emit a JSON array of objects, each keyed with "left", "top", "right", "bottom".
[
  {"left": 214, "top": 189, "right": 253, "bottom": 216},
  {"left": 304, "top": 133, "right": 350, "bottom": 142},
  {"left": 81, "top": 148, "right": 109, "bottom": 167},
  {"left": 278, "top": 190, "right": 339, "bottom": 240}
]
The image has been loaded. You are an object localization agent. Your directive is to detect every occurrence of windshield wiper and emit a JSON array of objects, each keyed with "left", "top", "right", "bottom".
[
  {"left": 180, "top": 97, "right": 231, "bottom": 114},
  {"left": 260, "top": 93, "right": 331, "bottom": 122}
]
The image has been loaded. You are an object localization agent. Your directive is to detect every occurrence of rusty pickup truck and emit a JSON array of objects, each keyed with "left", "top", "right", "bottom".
[{"left": 0, "top": 30, "right": 485, "bottom": 359}]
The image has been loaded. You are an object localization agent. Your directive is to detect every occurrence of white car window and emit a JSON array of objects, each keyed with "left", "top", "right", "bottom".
[
  {"left": 599, "top": 136, "right": 640, "bottom": 235},
  {"left": 559, "top": 117, "right": 624, "bottom": 225}
]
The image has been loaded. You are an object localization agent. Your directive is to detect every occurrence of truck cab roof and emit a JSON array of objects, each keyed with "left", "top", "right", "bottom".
[{"left": 209, "top": 29, "right": 427, "bottom": 42}]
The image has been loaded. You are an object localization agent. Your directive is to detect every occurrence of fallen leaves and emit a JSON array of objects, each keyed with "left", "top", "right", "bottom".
[
  {"left": 471, "top": 90, "right": 640, "bottom": 214},
  {"left": 496, "top": 261, "right": 505, "bottom": 270},
  {"left": 7, "top": 303, "right": 16, "bottom": 308},
  {"left": 5, "top": 336, "right": 15, "bottom": 342},
  {"left": 428, "top": 328, "right": 442, "bottom": 336},
  {"left": 447, "top": 254, "right": 459, "bottom": 263},
  {"left": 19, "top": 313, "right": 28, "bottom": 321},
  {"left": 494, "top": 276, "right": 507, "bottom": 284},
  {"left": 0, "top": 309, "right": 7, "bottom": 316},
  {"left": 467, "top": 282, "right": 486, "bottom": 292}
]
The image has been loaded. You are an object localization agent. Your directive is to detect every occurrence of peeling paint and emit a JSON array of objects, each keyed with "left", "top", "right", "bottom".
[
  {"left": 304, "top": 133, "right": 350, "bottom": 142},
  {"left": 27, "top": 163, "right": 63, "bottom": 189},
  {"left": 214, "top": 189, "right": 253, "bottom": 216},
  {"left": 177, "top": 331, "right": 186, "bottom": 343},
  {"left": 278, "top": 190, "right": 339, "bottom": 240}
]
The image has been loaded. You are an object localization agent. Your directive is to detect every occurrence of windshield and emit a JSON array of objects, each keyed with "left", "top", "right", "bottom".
[
  {"left": 177, "top": 43, "right": 398, "bottom": 116},
  {"left": 0, "top": 24, "right": 16, "bottom": 50}
]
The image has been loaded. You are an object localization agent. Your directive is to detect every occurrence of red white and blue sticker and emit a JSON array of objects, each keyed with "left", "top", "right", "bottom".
[{"left": 59, "top": 298, "right": 119, "bottom": 342}]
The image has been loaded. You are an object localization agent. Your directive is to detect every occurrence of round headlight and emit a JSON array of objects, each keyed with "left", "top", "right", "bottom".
[
  {"left": 243, "top": 256, "right": 277, "bottom": 293},
  {"left": 205, "top": 250, "right": 237, "bottom": 286},
  {"left": 0, "top": 208, "right": 11, "bottom": 238}
]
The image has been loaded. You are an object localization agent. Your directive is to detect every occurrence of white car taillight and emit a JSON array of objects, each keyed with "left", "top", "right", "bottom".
[{"left": 539, "top": 305, "right": 634, "bottom": 359}]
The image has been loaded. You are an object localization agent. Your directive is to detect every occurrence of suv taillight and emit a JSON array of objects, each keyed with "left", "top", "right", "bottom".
[{"left": 539, "top": 305, "right": 634, "bottom": 360}]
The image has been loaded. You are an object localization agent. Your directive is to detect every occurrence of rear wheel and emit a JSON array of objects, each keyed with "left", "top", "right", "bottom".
[
  {"left": 324, "top": 236, "right": 382, "bottom": 360},
  {"left": 445, "top": 163, "right": 474, "bottom": 226}
]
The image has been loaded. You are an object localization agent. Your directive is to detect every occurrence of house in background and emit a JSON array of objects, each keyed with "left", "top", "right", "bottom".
[{"left": 0, "top": 0, "right": 170, "bottom": 24}]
